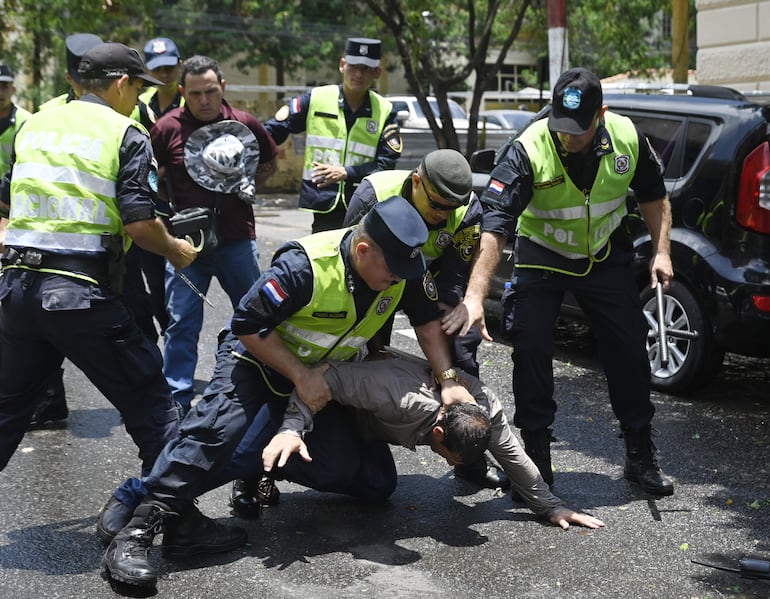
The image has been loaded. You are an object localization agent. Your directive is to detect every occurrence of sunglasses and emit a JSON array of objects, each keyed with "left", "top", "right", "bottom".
[{"left": 420, "top": 177, "right": 460, "bottom": 212}]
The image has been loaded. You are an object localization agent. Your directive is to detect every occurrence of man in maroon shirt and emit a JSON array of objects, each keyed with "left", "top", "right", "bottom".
[{"left": 152, "top": 54, "right": 278, "bottom": 414}]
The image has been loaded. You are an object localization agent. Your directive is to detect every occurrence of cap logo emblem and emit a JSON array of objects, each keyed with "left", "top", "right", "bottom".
[
  {"left": 562, "top": 86, "right": 582, "bottom": 110},
  {"left": 152, "top": 40, "right": 168, "bottom": 53},
  {"left": 360, "top": 45, "right": 369, "bottom": 56}
]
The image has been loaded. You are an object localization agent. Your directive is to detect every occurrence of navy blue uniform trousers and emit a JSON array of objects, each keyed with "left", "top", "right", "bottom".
[
  {"left": 143, "top": 333, "right": 397, "bottom": 511},
  {"left": 502, "top": 254, "right": 654, "bottom": 431},
  {"left": 0, "top": 270, "right": 179, "bottom": 473}
]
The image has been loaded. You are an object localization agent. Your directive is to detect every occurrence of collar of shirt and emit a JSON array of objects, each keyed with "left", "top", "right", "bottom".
[{"left": 338, "top": 84, "right": 372, "bottom": 118}]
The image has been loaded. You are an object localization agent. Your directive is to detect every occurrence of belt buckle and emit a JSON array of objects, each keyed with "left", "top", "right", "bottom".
[{"left": 21, "top": 249, "right": 44, "bottom": 267}]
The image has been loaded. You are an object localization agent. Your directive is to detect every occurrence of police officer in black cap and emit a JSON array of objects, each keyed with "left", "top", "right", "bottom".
[
  {"left": 443, "top": 67, "right": 675, "bottom": 498},
  {"left": 265, "top": 37, "right": 403, "bottom": 233},
  {"left": 102, "top": 195, "right": 477, "bottom": 590}
]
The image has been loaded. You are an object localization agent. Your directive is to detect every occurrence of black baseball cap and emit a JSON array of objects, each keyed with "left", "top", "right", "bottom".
[
  {"left": 78, "top": 42, "right": 163, "bottom": 85},
  {"left": 344, "top": 38, "right": 381, "bottom": 68},
  {"left": 549, "top": 67, "right": 604, "bottom": 135},
  {"left": 363, "top": 195, "right": 428, "bottom": 280},
  {"left": 0, "top": 64, "right": 14, "bottom": 83},
  {"left": 66, "top": 33, "right": 103, "bottom": 82},
  {"left": 421, "top": 149, "right": 473, "bottom": 206}
]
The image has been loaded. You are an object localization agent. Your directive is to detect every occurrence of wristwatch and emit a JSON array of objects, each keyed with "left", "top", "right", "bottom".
[{"left": 435, "top": 367, "right": 460, "bottom": 386}]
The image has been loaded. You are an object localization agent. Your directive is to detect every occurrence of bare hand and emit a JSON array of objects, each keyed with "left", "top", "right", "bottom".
[
  {"left": 441, "top": 300, "right": 492, "bottom": 340},
  {"left": 263, "top": 433, "right": 311, "bottom": 472},
  {"left": 649, "top": 252, "right": 674, "bottom": 291},
  {"left": 549, "top": 508, "right": 605, "bottom": 530},
  {"left": 311, "top": 162, "right": 345, "bottom": 188},
  {"left": 168, "top": 237, "right": 198, "bottom": 270},
  {"left": 293, "top": 363, "right": 332, "bottom": 414},
  {"left": 438, "top": 379, "right": 477, "bottom": 408}
]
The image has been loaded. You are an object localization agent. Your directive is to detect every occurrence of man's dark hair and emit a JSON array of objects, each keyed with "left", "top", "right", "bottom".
[
  {"left": 180, "top": 55, "right": 223, "bottom": 87},
  {"left": 443, "top": 403, "right": 492, "bottom": 464}
]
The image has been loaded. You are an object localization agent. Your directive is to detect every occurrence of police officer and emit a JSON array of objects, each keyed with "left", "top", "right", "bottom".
[
  {"left": 132, "top": 37, "right": 184, "bottom": 130},
  {"left": 38, "top": 33, "right": 103, "bottom": 110},
  {"left": 265, "top": 37, "right": 403, "bottom": 233},
  {"left": 102, "top": 196, "right": 477, "bottom": 590},
  {"left": 341, "top": 149, "right": 509, "bottom": 491},
  {"left": 442, "top": 68, "right": 674, "bottom": 497},
  {"left": 0, "top": 43, "right": 207, "bottom": 542}
]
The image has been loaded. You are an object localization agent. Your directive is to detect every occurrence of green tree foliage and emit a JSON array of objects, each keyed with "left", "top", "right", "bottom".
[
  {"left": 2, "top": 0, "right": 157, "bottom": 109},
  {"left": 362, "top": 0, "right": 534, "bottom": 154},
  {"left": 152, "top": 1, "right": 356, "bottom": 90}
]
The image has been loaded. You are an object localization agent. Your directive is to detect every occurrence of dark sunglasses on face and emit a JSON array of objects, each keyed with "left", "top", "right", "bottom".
[{"left": 419, "top": 177, "right": 460, "bottom": 212}]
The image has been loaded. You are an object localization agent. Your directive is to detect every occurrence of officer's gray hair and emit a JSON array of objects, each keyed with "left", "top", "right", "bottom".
[{"left": 181, "top": 55, "right": 224, "bottom": 87}]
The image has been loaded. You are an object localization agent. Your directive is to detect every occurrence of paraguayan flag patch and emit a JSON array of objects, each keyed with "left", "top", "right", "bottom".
[{"left": 262, "top": 279, "right": 288, "bottom": 306}]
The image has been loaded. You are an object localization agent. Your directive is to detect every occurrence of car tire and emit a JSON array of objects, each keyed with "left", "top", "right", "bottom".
[{"left": 640, "top": 280, "right": 724, "bottom": 395}]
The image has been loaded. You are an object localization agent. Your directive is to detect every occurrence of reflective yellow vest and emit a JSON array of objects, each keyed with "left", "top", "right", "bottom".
[
  {"left": 517, "top": 113, "right": 638, "bottom": 268},
  {"left": 275, "top": 228, "right": 405, "bottom": 364},
  {"left": 130, "top": 87, "right": 184, "bottom": 128},
  {"left": 0, "top": 105, "right": 30, "bottom": 176},
  {"left": 364, "top": 169, "right": 470, "bottom": 261},
  {"left": 302, "top": 85, "right": 391, "bottom": 213},
  {"left": 6, "top": 101, "right": 149, "bottom": 256}
]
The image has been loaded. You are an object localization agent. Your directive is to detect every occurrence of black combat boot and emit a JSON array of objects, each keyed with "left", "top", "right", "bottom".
[
  {"left": 622, "top": 424, "right": 675, "bottom": 496},
  {"left": 96, "top": 495, "right": 134, "bottom": 544},
  {"left": 101, "top": 499, "right": 178, "bottom": 588},
  {"left": 454, "top": 456, "right": 511, "bottom": 490},
  {"left": 521, "top": 428, "right": 554, "bottom": 486},
  {"left": 229, "top": 477, "right": 280, "bottom": 518},
  {"left": 161, "top": 502, "right": 248, "bottom": 559},
  {"left": 28, "top": 369, "right": 68, "bottom": 428}
]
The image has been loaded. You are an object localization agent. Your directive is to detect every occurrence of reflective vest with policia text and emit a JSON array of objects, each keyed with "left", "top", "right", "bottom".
[
  {"left": 276, "top": 228, "right": 405, "bottom": 364},
  {"left": 4, "top": 101, "right": 147, "bottom": 284},
  {"left": 301, "top": 85, "right": 392, "bottom": 214},
  {"left": 516, "top": 112, "right": 638, "bottom": 276},
  {"left": 0, "top": 104, "right": 31, "bottom": 176},
  {"left": 364, "top": 169, "right": 474, "bottom": 263}
]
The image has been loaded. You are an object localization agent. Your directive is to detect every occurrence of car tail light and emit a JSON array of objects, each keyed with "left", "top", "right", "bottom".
[
  {"left": 753, "top": 294, "right": 770, "bottom": 314},
  {"left": 736, "top": 141, "right": 770, "bottom": 234}
]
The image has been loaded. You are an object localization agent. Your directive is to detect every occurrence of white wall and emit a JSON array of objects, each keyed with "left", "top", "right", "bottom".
[{"left": 696, "top": 0, "right": 770, "bottom": 91}]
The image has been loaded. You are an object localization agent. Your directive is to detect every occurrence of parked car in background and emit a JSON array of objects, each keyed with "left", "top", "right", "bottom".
[
  {"left": 478, "top": 109, "right": 535, "bottom": 132},
  {"left": 387, "top": 95, "right": 501, "bottom": 131},
  {"left": 471, "top": 87, "right": 770, "bottom": 395}
]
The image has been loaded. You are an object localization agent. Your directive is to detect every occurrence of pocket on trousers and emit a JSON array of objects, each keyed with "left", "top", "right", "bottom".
[
  {"left": 41, "top": 284, "right": 91, "bottom": 311},
  {"left": 107, "top": 316, "right": 163, "bottom": 387}
]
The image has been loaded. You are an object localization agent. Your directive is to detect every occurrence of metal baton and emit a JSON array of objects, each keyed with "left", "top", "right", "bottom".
[
  {"left": 655, "top": 282, "right": 669, "bottom": 367},
  {"left": 176, "top": 269, "right": 214, "bottom": 307}
]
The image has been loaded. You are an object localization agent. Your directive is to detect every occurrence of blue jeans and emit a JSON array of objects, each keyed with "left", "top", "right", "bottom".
[{"left": 163, "top": 239, "right": 260, "bottom": 409}]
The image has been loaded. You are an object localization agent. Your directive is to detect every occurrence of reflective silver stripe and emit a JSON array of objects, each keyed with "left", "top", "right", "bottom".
[
  {"left": 526, "top": 204, "right": 586, "bottom": 220},
  {"left": 525, "top": 235, "right": 590, "bottom": 260},
  {"left": 302, "top": 167, "right": 315, "bottom": 180},
  {"left": 4, "top": 229, "right": 106, "bottom": 252},
  {"left": 305, "top": 135, "right": 345, "bottom": 151},
  {"left": 590, "top": 195, "right": 627, "bottom": 217},
  {"left": 346, "top": 140, "right": 377, "bottom": 159},
  {"left": 13, "top": 162, "right": 116, "bottom": 198},
  {"left": 283, "top": 323, "right": 340, "bottom": 349}
]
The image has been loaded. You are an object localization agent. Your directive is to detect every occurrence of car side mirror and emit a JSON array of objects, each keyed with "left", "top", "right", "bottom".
[
  {"left": 396, "top": 109, "right": 410, "bottom": 126},
  {"left": 470, "top": 148, "right": 496, "bottom": 173}
]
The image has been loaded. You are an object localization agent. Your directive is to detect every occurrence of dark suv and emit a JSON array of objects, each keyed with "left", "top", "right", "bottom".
[{"left": 471, "top": 88, "right": 770, "bottom": 394}]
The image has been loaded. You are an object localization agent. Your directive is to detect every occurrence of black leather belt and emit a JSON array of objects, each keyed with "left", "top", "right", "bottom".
[{"left": 1, "top": 247, "right": 109, "bottom": 284}]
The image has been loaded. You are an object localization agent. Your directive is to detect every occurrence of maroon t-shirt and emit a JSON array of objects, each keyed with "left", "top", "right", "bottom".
[{"left": 151, "top": 100, "right": 278, "bottom": 241}]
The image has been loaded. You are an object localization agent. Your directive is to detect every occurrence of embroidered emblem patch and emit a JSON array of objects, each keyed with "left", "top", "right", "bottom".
[
  {"left": 423, "top": 272, "right": 438, "bottom": 301},
  {"left": 436, "top": 231, "right": 452, "bottom": 248},
  {"left": 275, "top": 105, "right": 290, "bottom": 121},
  {"left": 562, "top": 86, "right": 582, "bottom": 110},
  {"left": 366, "top": 119, "right": 378, "bottom": 133},
  {"left": 487, "top": 179, "right": 505, "bottom": 195},
  {"left": 615, "top": 155, "right": 630, "bottom": 174},
  {"left": 376, "top": 297, "right": 393, "bottom": 315},
  {"left": 262, "top": 279, "right": 288, "bottom": 306}
]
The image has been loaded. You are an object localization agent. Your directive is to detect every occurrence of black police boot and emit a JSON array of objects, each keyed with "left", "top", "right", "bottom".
[
  {"left": 229, "top": 477, "right": 280, "bottom": 518},
  {"left": 28, "top": 369, "right": 68, "bottom": 428},
  {"left": 454, "top": 456, "right": 511, "bottom": 490},
  {"left": 96, "top": 495, "right": 134, "bottom": 545},
  {"left": 521, "top": 428, "right": 554, "bottom": 486},
  {"left": 622, "top": 424, "right": 675, "bottom": 496},
  {"left": 101, "top": 499, "right": 177, "bottom": 588},
  {"left": 161, "top": 502, "right": 248, "bottom": 559}
]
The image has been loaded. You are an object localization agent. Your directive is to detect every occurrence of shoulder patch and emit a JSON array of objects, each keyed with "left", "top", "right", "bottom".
[
  {"left": 423, "top": 271, "right": 438, "bottom": 301},
  {"left": 261, "top": 279, "right": 288, "bottom": 306},
  {"left": 452, "top": 225, "right": 481, "bottom": 263}
]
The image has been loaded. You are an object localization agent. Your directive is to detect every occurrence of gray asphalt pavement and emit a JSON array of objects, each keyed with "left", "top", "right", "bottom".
[{"left": 1, "top": 201, "right": 768, "bottom": 599}]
